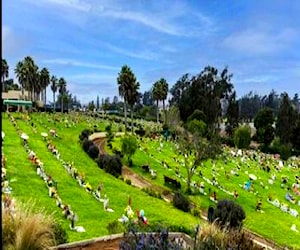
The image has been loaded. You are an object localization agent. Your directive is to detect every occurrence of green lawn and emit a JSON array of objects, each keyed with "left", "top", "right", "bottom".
[{"left": 2, "top": 112, "right": 199, "bottom": 243}]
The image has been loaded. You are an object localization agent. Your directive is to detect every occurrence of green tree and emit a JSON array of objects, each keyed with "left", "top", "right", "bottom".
[
  {"left": 39, "top": 68, "right": 50, "bottom": 104},
  {"left": 225, "top": 91, "right": 239, "bottom": 137},
  {"left": 50, "top": 75, "right": 58, "bottom": 112},
  {"left": 15, "top": 61, "right": 26, "bottom": 99},
  {"left": 2, "top": 59, "right": 9, "bottom": 90},
  {"left": 58, "top": 77, "right": 67, "bottom": 112},
  {"left": 23, "top": 56, "right": 39, "bottom": 101},
  {"left": 117, "top": 65, "right": 139, "bottom": 131},
  {"left": 152, "top": 78, "right": 169, "bottom": 124},
  {"left": 176, "top": 66, "right": 233, "bottom": 136},
  {"left": 177, "top": 129, "right": 221, "bottom": 193},
  {"left": 126, "top": 81, "right": 140, "bottom": 133},
  {"left": 88, "top": 101, "right": 95, "bottom": 111},
  {"left": 254, "top": 107, "right": 274, "bottom": 145},
  {"left": 291, "top": 115, "right": 300, "bottom": 152},
  {"left": 152, "top": 80, "right": 161, "bottom": 123},
  {"left": 276, "top": 93, "right": 297, "bottom": 144},
  {"left": 234, "top": 126, "right": 251, "bottom": 149},
  {"left": 121, "top": 135, "right": 138, "bottom": 166},
  {"left": 15, "top": 57, "right": 39, "bottom": 101}
]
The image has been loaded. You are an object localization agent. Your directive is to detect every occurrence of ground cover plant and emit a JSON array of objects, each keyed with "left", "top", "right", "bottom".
[{"left": 2, "top": 112, "right": 199, "bottom": 243}]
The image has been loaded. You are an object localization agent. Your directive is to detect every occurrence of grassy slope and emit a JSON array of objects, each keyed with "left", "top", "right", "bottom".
[
  {"left": 3, "top": 113, "right": 199, "bottom": 243},
  {"left": 112, "top": 131, "right": 300, "bottom": 248}
]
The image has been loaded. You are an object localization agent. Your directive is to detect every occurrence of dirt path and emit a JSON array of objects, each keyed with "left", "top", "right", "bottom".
[{"left": 93, "top": 137, "right": 106, "bottom": 155}]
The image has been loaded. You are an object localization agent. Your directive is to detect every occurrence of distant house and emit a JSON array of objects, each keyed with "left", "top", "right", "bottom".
[
  {"left": 2, "top": 90, "right": 30, "bottom": 100},
  {"left": 1, "top": 90, "right": 35, "bottom": 111}
]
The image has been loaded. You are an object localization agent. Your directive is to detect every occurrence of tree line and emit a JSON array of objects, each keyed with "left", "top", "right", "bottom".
[{"left": 1, "top": 57, "right": 81, "bottom": 111}]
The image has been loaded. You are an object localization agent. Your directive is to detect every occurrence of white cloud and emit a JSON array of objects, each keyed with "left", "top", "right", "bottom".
[
  {"left": 66, "top": 73, "right": 116, "bottom": 83},
  {"left": 42, "top": 58, "right": 119, "bottom": 70},
  {"left": 223, "top": 28, "right": 299, "bottom": 55},
  {"left": 27, "top": 0, "right": 91, "bottom": 12},
  {"left": 2, "top": 25, "right": 25, "bottom": 57},
  {"left": 104, "top": 43, "right": 157, "bottom": 60}
]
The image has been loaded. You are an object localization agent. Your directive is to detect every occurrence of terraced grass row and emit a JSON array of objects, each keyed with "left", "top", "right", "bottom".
[
  {"left": 28, "top": 112, "right": 300, "bottom": 248},
  {"left": 4, "top": 113, "right": 200, "bottom": 243}
]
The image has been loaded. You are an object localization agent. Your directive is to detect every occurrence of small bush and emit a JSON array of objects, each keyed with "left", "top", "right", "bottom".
[
  {"left": 107, "top": 220, "right": 126, "bottom": 234},
  {"left": 119, "top": 230, "right": 185, "bottom": 250},
  {"left": 96, "top": 154, "right": 122, "bottom": 178},
  {"left": 173, "top": 191, "right": 190, "bottom": 212},
  {"left": 87, "top": 144, "right": 99, "bottom": 159},
  {"left": 233, "top": 126, "right": 251, "bottom": 149},
  {"left": 82, "top": 139, "right": 93, "bottom": 152},
  {"left": 142, "top": 188, "right": 162, "bottom": 199},
  {"left": 52, "top": 222, "right": 68, "bottom": 245},
  {"left": 192, "top": 208, "right": 201, "bottom": 217},
  {"left": 79, "top": 129, "right": 92, "bottom": 142},
  {"left": 213, "top": 199, "right": 246, "bottom": 230},
  {"left": 125, "top": 179, "right": 132, "bottom": 185}
]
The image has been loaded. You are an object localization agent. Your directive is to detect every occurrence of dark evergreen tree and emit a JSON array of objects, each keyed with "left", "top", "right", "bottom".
[
  {"left": 225, "top": 91, "right": 239, "bottom": 137},
  {"left": 276, "top": 93, "right": 297, "bottom": 144}
]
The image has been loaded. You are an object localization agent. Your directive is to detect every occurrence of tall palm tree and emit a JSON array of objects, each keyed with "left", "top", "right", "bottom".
[
  {"left": 23, "top": 56, "right": 39, "bottom": 101},
  {"left": 152, "top": 80, "right": 161, "bottom": 123},
  {"left": 159, "top": 78, "right": 169, "bottom": 123},
  {"left": 127, "top": 81, "right": 140, "bottom": 133},
  {"left": 58, "top": 77, "right": 67, "bottom": 113},
  {"left": 50, "top": 76, "right": 58, "bottom": 112},
  {"left": 40, "top": 68, "right": 50, "bottom": 105},
  {"left": 117, "top": 65, "right": 138, "bottom": 131},
  {"left": 152, "top": 78, "right": 169, "bottom": 124},
  {"left": 15, "top": 61, "right": 26, "bottom": 99},
  {"left": 2, "top": 59, "right": 9, "bottom": 91}
]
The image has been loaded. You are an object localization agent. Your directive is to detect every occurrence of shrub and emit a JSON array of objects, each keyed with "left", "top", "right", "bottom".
[
  {"left": 192, "top": 208, "right": 201, "bottom": 217},
  {"left": 125, "top": 179, "right": 132, "bottom": 185},
  {"left": 142, "top": 188, "right": 162, "bottom": 199},
  {"left": 107, "top": 220, "right": 126, "bottom": 234},
  {"left": 96, "top": 154, "right": 122, "bottom": 178},
  {"left": 278, "top": 143, "right": 292, "bottom": 160},
  {"left": 2, "top": 201, "right": 56, "bottom": 250},
  {"left": 226, "top": 229, "right": 263, "bottom": 250},
  {"left": 173, "top": 191, "right": 190, "bottom": 212},
  {"left": 52, "top": 222, "right": 68, "bottom": 245},
  {"left": 233, "top": 126, "right": 251, "bottom": 149},
  {"left": 79, "top": 129, "right": 92, "bottom": 142},
  {"left": 220, "top": 136, "right": 235, "bottom": 147},
  {"left": 196, "top": 222, "right": 227, "bottom": 250},
  {"left": 121, "top": 136, "right": 138, "bottom": 165},
  {"left": 213, "top": 199, "right": 246, "bottom": 230},
  {"left": 87, "top": 144, "right": 99, "bottom": 159},
  {"left": 119, "top": 230, "right": 185, "bottom": 250},
  {"left": 187, "top": 109, "right": 207, "bottom": 123},
  {"left": 82, "top": 139, "right": 93, "bottom": 152}
]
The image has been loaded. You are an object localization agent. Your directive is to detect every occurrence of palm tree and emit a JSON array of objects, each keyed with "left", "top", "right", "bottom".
[
  {"left": 23, "top": 56, "right": 39, "bottom": 101},
  {"left": 152, "top": 78, "right": 169, "bottom": 124},
  {"left": 50, "top": 76, "right": 58, "bottom": 112},
  {"left": 58, "top": 77, "right": 67, "bottom": 113},
  {"left": 127, "top": 81, "right": 140, "bottom": 133},
  {"left": 152, "top": 80, "right": 161, "bottom": 123},
  {"left": 15, "top": 61, "right": 26, "bottom": 99},
  {"left": 117, "top": 65, "right": 138, "bottom": 131},
  {"left": 159, "top": 78, "right": 168, "bottom": 123},
  {"left": 2, "top": 59, "right": 9, "bottom": 91},
  {"left": 40, "top": 68, "right": 50, "bottom": 105}
]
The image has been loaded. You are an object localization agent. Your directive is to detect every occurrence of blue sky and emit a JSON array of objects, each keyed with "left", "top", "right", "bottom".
[{"left": 2, "top": 0, "right": 300, "bottom": 104}]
